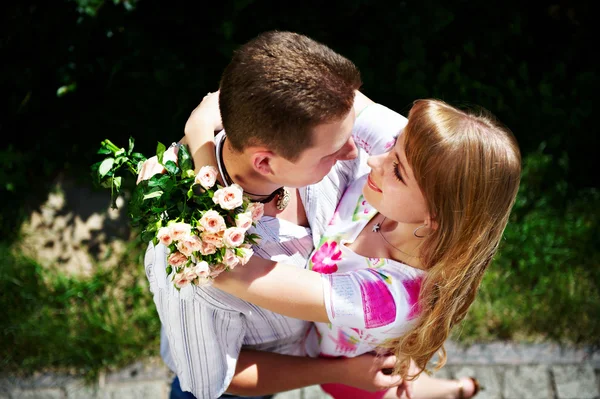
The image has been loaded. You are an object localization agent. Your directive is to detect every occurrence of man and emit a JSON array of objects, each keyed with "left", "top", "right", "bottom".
[{"left": 141, "top": 31, "right": 407, "bottom": 398}]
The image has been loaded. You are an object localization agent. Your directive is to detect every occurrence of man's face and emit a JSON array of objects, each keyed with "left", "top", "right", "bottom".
[{"left": 269, "top": 109, "right": 358, "bottom": 188}]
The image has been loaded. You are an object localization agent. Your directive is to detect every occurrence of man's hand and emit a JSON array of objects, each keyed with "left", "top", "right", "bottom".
[{"left": 340, "top": 353, "right": 403, "bottom": 392}]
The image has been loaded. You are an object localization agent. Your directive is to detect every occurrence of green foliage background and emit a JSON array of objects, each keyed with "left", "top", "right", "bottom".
[{"left": 1, "top": 0, "right": 598, "bottom": 376}]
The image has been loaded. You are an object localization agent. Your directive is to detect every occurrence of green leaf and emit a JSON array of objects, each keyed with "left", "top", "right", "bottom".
[
  {"left": 157, "top": 142, "right": 166, "bottom": 164},
  {"left": 143, "top": 191, "right": 163, "bottom": 200},
  {"left": 128, "top": 137, "right": 135, "bottom": 155},
  {"left": 148, "top": 174, "right": 171, "bottom": 188},
  {"left": 97, "top": 147, "right": 112, "bottom": 155},
  {"left": 112, "top": 176, "right": 122, "bottom": 192},
  {"left": 131, "top": 152, "right": 146, "bottom": 161},
  {"left": 178, "top": 144, "right": 194, "bottom": 175},
  {"left": 164, "top": 161, "right": 179, "bottom": 175},
  {"left": 98, "top": 158, "right": 115, "bottom": 177}
]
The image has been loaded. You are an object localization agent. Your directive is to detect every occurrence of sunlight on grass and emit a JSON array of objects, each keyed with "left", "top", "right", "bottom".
[{"left": 0, "top": 241, "right": 160, "bottom": 380}]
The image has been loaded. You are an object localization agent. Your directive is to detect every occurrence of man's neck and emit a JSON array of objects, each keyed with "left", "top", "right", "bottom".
[{"left": 221, "top": 139, "right": 282, "bottom": 197}]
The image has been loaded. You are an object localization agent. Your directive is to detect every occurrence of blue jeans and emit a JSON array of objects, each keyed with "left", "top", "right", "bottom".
[{"left": 170, "top": 376, "right": 274, "bottom": 399}]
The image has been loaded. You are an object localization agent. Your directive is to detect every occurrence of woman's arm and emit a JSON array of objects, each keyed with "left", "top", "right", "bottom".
[
  {"left": 213, "top": 256, "right": 329, "bottom": 322},
  {"left": 181, "top": 91, "right": 221, "bottom": 173},
  {"left": 137, "top": 93, "right": 222, "bottom": 183}
]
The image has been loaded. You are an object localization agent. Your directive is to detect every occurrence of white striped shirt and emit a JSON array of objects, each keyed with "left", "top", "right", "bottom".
[{"left": 144, "top": 104, "right": 407, "bottom": 398}]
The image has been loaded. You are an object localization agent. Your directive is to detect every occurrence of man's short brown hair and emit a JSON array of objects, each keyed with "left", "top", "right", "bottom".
[{"left": 219, "top": 31, "right": 362, "bottom": 161}]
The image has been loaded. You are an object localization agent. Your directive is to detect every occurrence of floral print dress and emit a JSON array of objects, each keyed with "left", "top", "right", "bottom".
[{"left": 304, "top": 174, "right": 426, "bottom": 359}]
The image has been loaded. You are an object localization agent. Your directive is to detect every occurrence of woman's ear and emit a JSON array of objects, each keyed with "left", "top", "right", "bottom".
[{"left": 425, "top": 215, "right": 438, "bottom": 231}]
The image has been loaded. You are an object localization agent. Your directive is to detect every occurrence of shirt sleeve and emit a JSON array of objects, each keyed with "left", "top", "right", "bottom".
[
  {"left": 352, "top": 103, "right": 408, "bottom": 156},
  {"left": 145, "top": 241, "right": 246, "bottom": 398},
  {"left": 321, "top": 266, "right": 422, "bottom": 331}
]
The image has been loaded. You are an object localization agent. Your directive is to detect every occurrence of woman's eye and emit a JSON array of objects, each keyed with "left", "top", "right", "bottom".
[{"left": 392, "top": 161, "right": 404, "bottom": 182}]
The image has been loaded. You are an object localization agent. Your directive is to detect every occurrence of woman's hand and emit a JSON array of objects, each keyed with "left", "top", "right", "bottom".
[
  {"left": 184, "top": 91, "right": 221, "bottom": 173},
  {"left": 136, "top": 144, "right": 179, "bottom": 185},
  {"left": 185, "top": 91, "right": 223, "bottom": 137}
]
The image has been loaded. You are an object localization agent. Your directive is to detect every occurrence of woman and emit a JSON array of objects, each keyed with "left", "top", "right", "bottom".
[{"left": 177, "top": 93, "right": 521, "bottom": 398}]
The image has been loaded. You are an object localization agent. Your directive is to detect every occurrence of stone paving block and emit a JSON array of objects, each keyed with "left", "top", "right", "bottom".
[
  {"left": 65, "top": 381, "right": 99, "bottom": 399},
  {"left": 273, "top": 388, "right": 301, "bottom": 399},
  {"left": 301, "top": 385, "right": 332, "bottom": 399},
  {"left": 105, "top": 359, "right": 173, "bottom": 384},
  {"left": 552, "top": 364, "right": 599, "bottom": 399},
  {"left": 430, "top": 366, "right": 451, "bottom": 379},
  {"left": 503, "top": 365, "right": 551, "bottom": 399},
  {"left": 10, "top": 388, "right": 64, "bottom": 399},
  {"left": 104, "top": 381, "right": 167, "bottom": 399},
  {"left": 451, "top": 366, "right": 502, "bottom": 399}
]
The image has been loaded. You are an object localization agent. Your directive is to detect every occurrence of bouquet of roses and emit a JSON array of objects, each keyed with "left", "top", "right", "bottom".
[{"left": 91, "top": 138, "right": 263, "bottom": 289}]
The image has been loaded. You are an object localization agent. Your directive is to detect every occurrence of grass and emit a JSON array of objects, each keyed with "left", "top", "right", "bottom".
[{"left": 0, "top": 240, "right": 160, "bottom": 381}]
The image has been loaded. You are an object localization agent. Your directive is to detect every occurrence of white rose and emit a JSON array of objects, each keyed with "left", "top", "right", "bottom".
[
  {"left": 223, "top": 227, "right": 245, "bottom": 248},
  {"left": 201, "top": 232, "right": 224, "bottom": 248},
  {"left": 235, "top": 212, "right": 254, "bottom": 231},
  {"left": 192, "top": 261, "right": 210, "bottom": 278},
  {"left": 247, "top": 202, "right": 265, "bottom": 221},
  {"left": 199, "top": 210, "right": 226, "bottom": 234},
  {"left": 223, "top": 249, "right": 240, "bottom": 269},
  {"left": 209, "top": 263, "right": 227, "bottom": 278},
  {"left": 156, "top": 226, "right": 173, "bottom": 246},
  {"left": 170, "top": 222, "right": 192, "bottom": 242},
  {"left": 173, "top": 272, "right": 191, "bottom": 289},
  {"left": 237, "top": 246, "right": 254, "bottom": 266},
  {"left": 213, "top": 184, "right": 244, "bottom": 210},
  {"left": 199, "top": 241, "right": 217, "bottom": 256},
  {"left": 195, "top": 165, "right": 219, "bottom": 189}
]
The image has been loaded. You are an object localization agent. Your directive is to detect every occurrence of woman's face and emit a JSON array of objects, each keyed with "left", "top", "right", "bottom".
[{"left": 363, "top": 133, "right": 430, "bottom": 225}]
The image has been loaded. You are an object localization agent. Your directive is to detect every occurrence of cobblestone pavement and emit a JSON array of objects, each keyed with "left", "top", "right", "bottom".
[{"left": 1, "top": 342, "right": 598, "bottom": 399}]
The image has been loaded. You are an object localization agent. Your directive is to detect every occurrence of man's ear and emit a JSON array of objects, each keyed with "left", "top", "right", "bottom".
[{"left": 250, "top": 150, "right": 275, "bottom": 176}]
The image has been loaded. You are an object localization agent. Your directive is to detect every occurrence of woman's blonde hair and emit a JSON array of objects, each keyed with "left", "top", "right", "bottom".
[{"left": 385, "top": 99, "right": 522, "bottom": 379}]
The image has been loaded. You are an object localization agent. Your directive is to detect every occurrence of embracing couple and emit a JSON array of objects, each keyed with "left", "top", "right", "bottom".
[{"left": 139, "top": 31, "right": 521, "bottom": 399}]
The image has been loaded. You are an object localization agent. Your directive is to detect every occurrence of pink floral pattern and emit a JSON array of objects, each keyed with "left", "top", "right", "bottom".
[
  {"left": 402, "top": 276, "right": 423, "bottom": 320},
  {"left": 311, "top": 241, "right": 342, "bottom": 274}
]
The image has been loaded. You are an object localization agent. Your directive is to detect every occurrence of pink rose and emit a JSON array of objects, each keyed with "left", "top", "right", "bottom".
[
  {"left": 168, "top": 251, "right": 188, "bottom": 268},
  {"left": 223, "top": 227, "right": 245, "bottom": 248},
  {"left": 247, "top": 202, "right": 264, "bottom": 222},
  {"left": 209, "top": 263, "right": 227, "bottom": 278},
  {"left": 199, "top": 240, "right": 217, "bottom": 255},
  {"left": 213, "top": 184, "right": 244, "bottom": 210},
  {"left": 201, "top": 231, "right": 224, "bottom": 248},
  {"left": 199, "top": 210, "right": 226, "bottom": 234},
  {"left": 173, "top": 271, "right": 191, "bottom": 289},
  {"left": 170, "top": 222, "right": 192, "bottom": 242},
  {"left": 223, "top": 249, "right": 240, "bottom": 269},
  {"left": 157, "top": 226, "right": 173, "bottom": 246},
  {"left": 235, "top": 212, "right": 253, "bottom": 231},
  {"left": 177, "top": 234, "right": 202, "bottom": 257},
  {"left": 236, "top": 246, "right": 254, "bottom": 266},
  {"left": 184, "top": 267, "right": 197, "bottom": 281},
  {"left": 195, "top": 165, "right": 219, "bottom": 189}
]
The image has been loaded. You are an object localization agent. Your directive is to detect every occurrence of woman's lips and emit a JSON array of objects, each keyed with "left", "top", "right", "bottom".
[{"left": 367, "top": 174, "right": 383, "bottom": 193}]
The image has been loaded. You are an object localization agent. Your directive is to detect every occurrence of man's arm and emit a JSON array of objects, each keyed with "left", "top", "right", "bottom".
[{"left": 229, "top": 349, "right": 402, "bottom": 395}]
